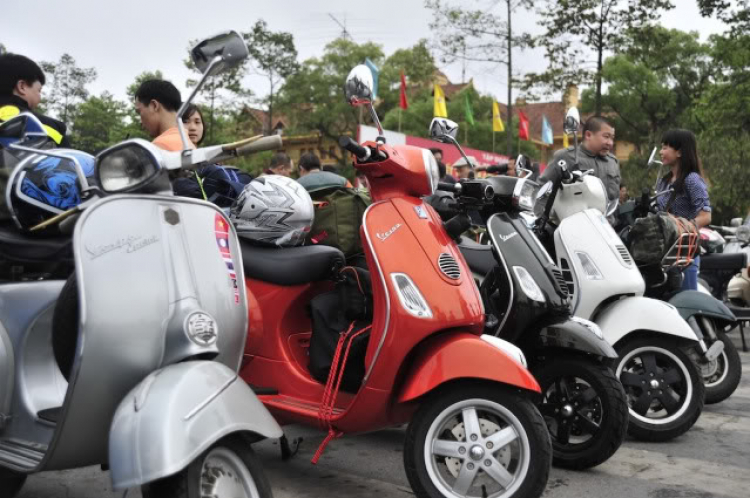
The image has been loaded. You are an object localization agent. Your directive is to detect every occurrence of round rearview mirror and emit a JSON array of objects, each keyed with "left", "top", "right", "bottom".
[
  {"left": 344, "top": 65, "right": 374, "bottom": 106},
  {"left": 564, "top": 107, "right": 580, "bottom": 134},
  {"left": 190, "top": 31, "right": 248, "bottom": 76},
  {"left": 429, "top": 118, "right": 459, "bottom": 143}
]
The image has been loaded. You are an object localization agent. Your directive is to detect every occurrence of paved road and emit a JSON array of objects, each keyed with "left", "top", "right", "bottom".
[{"left": 17, "top": 332, "right": 750, "bottom": 498}]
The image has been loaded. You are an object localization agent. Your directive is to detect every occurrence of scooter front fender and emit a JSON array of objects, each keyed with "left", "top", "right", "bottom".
[
  {"left": 669, "top": 290, "right": 736, "bottom": 326},
  {"left": 109, "top": 361, "right": 282, "bottom": 490},
  {"left": 398, "top": 332, "right": 540, "bottom": 404},
  {"left": 595, "top": 296, "right": 699, "bottom": 347},
  {"left": 538, "top": 318, "right": 618, "bottom": 359}
]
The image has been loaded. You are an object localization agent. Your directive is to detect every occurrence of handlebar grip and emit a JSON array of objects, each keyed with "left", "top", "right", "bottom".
[
  {"left": 438, "top": 182, "right": 460, "bottom": 193},
  {"left": 485, "top": 164, "right": 508, "bottom": 174},
  {"left": 236, "top": 135, "right": 282, "bottom": 156},
  {"left": 338, "top": 136, "right": 369, "bottom": 160}
]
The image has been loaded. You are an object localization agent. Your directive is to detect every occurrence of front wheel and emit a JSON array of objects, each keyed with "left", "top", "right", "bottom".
[
  {"left": 698, "top": 327, "right": 742, "bottom": 405},
  {"left": 533, "top": 359, "right": 628, "bottom": 469},
  {"left": 404, "top": 382, "right": 551, "bottom": 498},
  {"left": 141, "top": 435, "right": 272, "bottom": 498},
  {"left": 615, "top": 337, "right": 704, "bottom": 442},
  {"left": 0, "top": 468, "right": 27, "bottom": 498}
]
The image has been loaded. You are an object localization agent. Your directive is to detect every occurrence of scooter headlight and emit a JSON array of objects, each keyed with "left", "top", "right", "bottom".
[
  {"left": 512, "top": 178, "right": 540, "bottom": 212},
  {"left": 512, "top": 266, "right": 546, "bottom": 302},
  {"left": 391, "top": 273, "right": 433, "bottom": 318},
  {"left": 96, "top": 139, "right": 163, "bottom": 193}
]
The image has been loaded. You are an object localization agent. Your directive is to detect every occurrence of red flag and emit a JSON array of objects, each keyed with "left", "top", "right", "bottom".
[
  {"left": 518, "top": 110, "right": 530, "bottom": 141},
  {"left": 399, "top": 70, "right": 409, "bottom": 110}
]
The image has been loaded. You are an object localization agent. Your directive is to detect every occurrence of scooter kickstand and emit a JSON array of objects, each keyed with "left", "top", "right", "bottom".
[{"left": 280, "top": 434, "right": 303, "bottom": 461}]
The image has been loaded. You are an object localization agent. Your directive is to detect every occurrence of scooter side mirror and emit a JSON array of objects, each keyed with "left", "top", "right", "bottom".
[
  {"left": 190, "top": 31, "right": 248, "bottom": 77},
  {"left": 731, "top": 217, "right": 743, "bottom": 228},
  {"left": 564, "top": 107, "right": 580, "bottom": 134},
  {"left": 429, "top": 118, "right": 459, "bottom": 143},
  {"left": 344, "top": 65, "right": 375, "bottom": 106}
]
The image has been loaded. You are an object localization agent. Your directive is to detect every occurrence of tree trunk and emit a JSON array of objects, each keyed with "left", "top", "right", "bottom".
[{"left": 506, "top": 0, "right": 513, "bottom": 157}]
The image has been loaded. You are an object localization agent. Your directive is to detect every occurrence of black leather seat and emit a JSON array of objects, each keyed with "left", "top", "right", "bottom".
[
  {"left": 700, "top": 252, "right": 747, "bottom": 271},
  {"left": 459, "top": 236, "right": 495, "bottom": 276},
  {"left": 0, "top": 223, "right": 72, "bottom": 264},
  {"left": 240, "top": 241, "right": 345, "bottom": 286}
]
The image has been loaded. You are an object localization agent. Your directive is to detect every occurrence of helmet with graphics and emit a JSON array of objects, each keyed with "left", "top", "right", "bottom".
[{"left": 229, "top": 175, "right": 314, "bottom": 247}]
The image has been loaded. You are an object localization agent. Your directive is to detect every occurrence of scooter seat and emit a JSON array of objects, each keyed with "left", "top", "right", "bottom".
[
  {"left": 701, "top": 252, "right": 747, "bottom": 271},
  {"left": 240, "top": 241, "right": 345, "bottom": 286},
  {"left": 0, "top": 223, "right": 72, "bottom": 263},
  {"left": 726, "top": 304, "right": 750, "bottom": 321},
  {"left": 458, "top": 236, "right": 495, "bottom": 276}
]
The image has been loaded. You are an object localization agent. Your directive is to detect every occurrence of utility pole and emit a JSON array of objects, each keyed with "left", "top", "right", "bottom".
[
  {"left": 329, "top": 13, "right": 353, "bottom": 41},
  {"left": 506, "top": 0, "right": 513, "bottom": 158}
]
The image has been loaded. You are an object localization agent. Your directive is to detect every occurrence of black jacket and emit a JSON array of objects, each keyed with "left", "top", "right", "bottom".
[{"left": 0, "top": 95, "right": 70, "bottom": 148}]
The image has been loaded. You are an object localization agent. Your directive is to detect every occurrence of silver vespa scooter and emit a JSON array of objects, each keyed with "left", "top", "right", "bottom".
[{"left": 0, "top": 31, "right": 283, "bottom": 498}]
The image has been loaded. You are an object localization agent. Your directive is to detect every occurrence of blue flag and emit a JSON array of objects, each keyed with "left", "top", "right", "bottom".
[
  {"left": 542, "top": 115, "right": 554, "bottom": 145},
  {"left": 365, "top": 58, "right": 379, "bottom": 100}
]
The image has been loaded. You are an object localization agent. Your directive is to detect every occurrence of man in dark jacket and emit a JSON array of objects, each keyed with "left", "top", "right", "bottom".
[
  {"left": 0, "top": 53, "right": 69, "bottom": 147},
  {"left": 296, "top": 152, "right": 351, "bottom": 191}
]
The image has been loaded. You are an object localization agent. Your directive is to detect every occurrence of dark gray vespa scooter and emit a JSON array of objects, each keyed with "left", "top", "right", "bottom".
[{"left": 0, "top": 32, "right": 282, "bottom": 498}]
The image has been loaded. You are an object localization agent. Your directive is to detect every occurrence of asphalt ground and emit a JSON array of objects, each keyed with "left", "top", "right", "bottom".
[{"left": 16, "top": 330, "right": 750, "bottom": 498}]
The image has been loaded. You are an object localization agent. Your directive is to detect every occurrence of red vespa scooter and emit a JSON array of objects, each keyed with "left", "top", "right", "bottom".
[{"left": 239, "top": 65, "right": 551, "bottom": 498}]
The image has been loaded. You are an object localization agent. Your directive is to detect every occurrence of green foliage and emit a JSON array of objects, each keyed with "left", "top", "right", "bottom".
[
  {"left": 71, "top": 92, "right": 128, "bottom": 154},
  {"left": 39, "top": 54, "right": 97, "bottom": 124},
  {"left": 376, "top": 40, "right": 436, "bottom": 118},
  {"left": 526, "top": 0, "right": 674, "bottom": 114},
  {"left": 697, "top": 0, "right": 750, "bottom": 36}
]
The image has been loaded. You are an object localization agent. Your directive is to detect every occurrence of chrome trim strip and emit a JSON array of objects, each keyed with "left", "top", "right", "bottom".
[
  {"left": 361, "top": 200, "right": 392, "bottom": 384},
  {"left": 183, "top": 374, "right": 236, "bottom": 421},
  {"left": 486, "top": 213, "right": 515, "bottom": 335}
]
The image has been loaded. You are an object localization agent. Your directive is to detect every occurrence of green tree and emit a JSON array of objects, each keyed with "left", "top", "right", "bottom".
[
  {"left": 426, "top": 0, "right": 533, "bottom": 156},
  {"left": 40, "top": 53, "right": 97, "bottom": 124},
  {"left": 71, "top": 92, "right": 128, "bottom": 154},
  {"left": 243, "top": 20, "right": 299, "bottom": 135},
  {"left": 527, "top": 0, "right": 674, "bottom": 114},
  {"left": 698, "top": 0, "right": 750, "bottom": 36},
  {"left": 376, "top": 40, "right": 437, "bottom": 120}
]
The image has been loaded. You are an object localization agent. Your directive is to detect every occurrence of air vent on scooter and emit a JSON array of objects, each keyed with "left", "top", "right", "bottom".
[
  {"left": 551, "top": 267, "right": 570, "bottom": 298},
  {"left": 616, "top": 244, "right": 633, "bottom": 265},
  {"left": 560, "top": 258, "right": 575, "bottom": 295},
  {"left": 438, "top": 253, "right": 461, "bottom": 280}
]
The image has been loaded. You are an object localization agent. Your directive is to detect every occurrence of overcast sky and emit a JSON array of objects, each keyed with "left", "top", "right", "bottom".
[{"left": 1, "top": 0, "right": 730, "bottom": 112}]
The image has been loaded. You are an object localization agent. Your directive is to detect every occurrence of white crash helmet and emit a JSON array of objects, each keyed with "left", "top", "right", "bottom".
[{"left": 230, "top": 175, "right": 314, "bottom": 247}]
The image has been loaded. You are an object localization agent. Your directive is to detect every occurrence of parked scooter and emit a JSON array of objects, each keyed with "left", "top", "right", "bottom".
[
  {"left": 619, "top": 161, "right": 740, "bottom": 405},
  {"left": 239, "top": 65, "right": 552, "bottom": 498},
  {"left": 427, "top": 121, "right": 628, "bottom": 470},
  {"left": 0, "top": 31, "right": 283, "bottom": 498},
  {"left": 531, "top": 108, "right": 711, "bottom": 442}
]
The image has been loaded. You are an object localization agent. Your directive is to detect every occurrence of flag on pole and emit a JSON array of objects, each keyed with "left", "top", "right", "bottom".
[
  {"left": 464, "top": 93, "right": 475, "bottom": 126},
  {"left": 365, "top": 58, "right": 379, "bottom": 99},
  {"left": 563, "top": 132, "right": 569, "bottom": 148},
  {"left": 492, "top": 101, "right": 505, "bottom": 132},
  {"left": 518, "top": 110, "right": 530, "bottom": 141},
  {"left": 541, "top": 115, "right": 554, "bottom": 145},
  {"left": 399, "top": 70, "right": 408, "bottom": 110},
  {"left": 434, "top": 83, "right": 448, "bottom": 118}
]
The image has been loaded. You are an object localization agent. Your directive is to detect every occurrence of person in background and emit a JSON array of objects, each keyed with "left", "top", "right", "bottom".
[
  {"left": 430, "top": 147, "right": 444, "bottom": 163},
  {"left": 438, "top": 161, "right": 457, "bottom": 184},
  {"left": 619, "top": 184, "right": 629, "bottom": 204},
  {"left": 656, "top": 129, "right": 711, "bottom": 291},
  {"left": 264, "top": 152, "right": 293, "bottom": 177},
  {"left": 134, "top": 79, "right": 190, "bottom": 152},
  {"left": 451, "top": 156, "right": 475, "bottom": 180},
  {"left": 297, "top": 152, "right": 352, "bottom": 190},
  {"left": 0, "top": 53, "right": 69, "bottom": 147}
]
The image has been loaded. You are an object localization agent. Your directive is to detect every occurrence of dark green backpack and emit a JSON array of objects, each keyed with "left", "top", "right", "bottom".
[{"left": 306, "top": 187, "right": 371, "bottom": 258}]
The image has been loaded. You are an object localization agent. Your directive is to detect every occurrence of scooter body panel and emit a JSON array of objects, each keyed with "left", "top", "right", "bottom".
[
  {"left": 554, "top": 209, "right": 644, "bottom": 319},
  {"left": 109, "top": 361, "right": 282, "bottom": 490},
  {"left": 537, "top": 319, "right": 617, "bottom": 358},
  {"left": 595, "top": 296, "right": 699, "bottom": 347},
  {"left": 398, "top": 332, "right": 540, "bottom": 403},
  {"left": 44, "top": 194, "right": 248, "bottom": 471},
  {"left": 669, "top": 290, "right": 736, "bottom": 326}
]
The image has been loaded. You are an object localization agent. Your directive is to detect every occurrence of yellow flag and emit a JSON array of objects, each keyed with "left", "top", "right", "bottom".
[
  {"left": 492, "top": 101, "right": 505, "bottom": 132},
  {"left": 563, "top": 133, "right": 569, "bottom": 148},
  {"left": 434, "top": 83, "right": 448, "bottom": 118}
]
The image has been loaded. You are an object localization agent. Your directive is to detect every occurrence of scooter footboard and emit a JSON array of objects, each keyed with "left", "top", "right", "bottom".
[
  {"left": 109, "top": 361, "right": 282, "bottom": 490},
  {"left": 398, "top": 333, "right": 540, "bottom": 404}
]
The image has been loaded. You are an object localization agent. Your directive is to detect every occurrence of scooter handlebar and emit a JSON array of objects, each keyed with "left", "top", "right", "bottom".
[
  {"left": 338, "top": 136, "right": 370, "bottom": 160},
  {"left": 235, "top": 135, "right": 283, "bottom": 156}
]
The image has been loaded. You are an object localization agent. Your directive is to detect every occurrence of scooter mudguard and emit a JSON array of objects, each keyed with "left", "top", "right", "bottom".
[
  {"left": 668, "top": 290, "right": 737, "bottom": 327},
  {"left": 109, "top": 361, "right": 282, "bottom": 490},
  {"left": 398, "top": 332, "right": 540, "bottom": 404},
  {"left": 538, "top": 319, "right": 618, "bottom": 359},
  {"left": 595, "top": 296, "right": 700, "bottom": 347}
]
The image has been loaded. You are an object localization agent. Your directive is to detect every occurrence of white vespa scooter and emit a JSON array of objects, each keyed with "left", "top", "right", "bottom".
[
  {"left": 535, "top": 108, "right": 713, "bottom": 442},
  {"left": 0, "top": 32, "right": 283, "bottom": 498}
]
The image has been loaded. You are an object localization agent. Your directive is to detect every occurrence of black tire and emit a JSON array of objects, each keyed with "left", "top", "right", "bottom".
[
  {"left": 51, "top": 274, "right": 78, "bottom": 381},
  {"left": 0, "top": 468, "right": 27, "bottom": 498},
  {"left": 533, "top": 359, "right": 628, "bottom": 469},
  {"left": 141, "top": 435, "right": 273, "bottom": 498},
  {"left": 701, "top": 328, "right": 742, "bottom": 405},
  {"left": 404, "top": 382, "right": 551, "bottom": 498},
  {"left": 615, "top": 336, "right": 704, "bottom": 442}
]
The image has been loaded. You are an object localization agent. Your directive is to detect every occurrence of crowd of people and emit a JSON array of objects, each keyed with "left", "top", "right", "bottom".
[{"left": 0, "top": 52, "right": 714, "bottom": 290}]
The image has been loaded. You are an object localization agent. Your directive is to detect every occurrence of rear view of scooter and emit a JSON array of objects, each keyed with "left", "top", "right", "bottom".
[
  {"left": 0, "top": 32, "right": 282, "bottom": 498},
  {"left": 535, "top": 108, "right": 709, "bottom": 442}
]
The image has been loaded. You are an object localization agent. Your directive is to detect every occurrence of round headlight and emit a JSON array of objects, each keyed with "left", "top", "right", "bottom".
[{"left": 96, "top": 140, "right": 162, "bottom": 193}]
